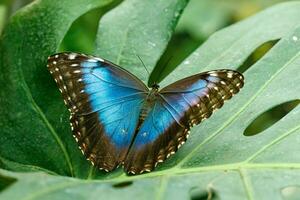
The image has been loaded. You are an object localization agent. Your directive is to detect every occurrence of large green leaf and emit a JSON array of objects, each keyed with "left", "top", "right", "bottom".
[
  {"left": 1, "top": 1, "right": 300, "bottom": 199},
  {"left": 0, "top": 0, "right": 188, "bottom": 179},
  {"left": 95, "top": 0, "right": 188, "bottom": 84},
  {"left": 176, "top": 0, "right": 288, "bottom": 39},
  {"left": 0, "top": 0, "right": 115, "bottom": 178}
]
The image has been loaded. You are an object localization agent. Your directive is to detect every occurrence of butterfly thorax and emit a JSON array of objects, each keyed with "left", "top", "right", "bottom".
[
  {"left": 137, "top": 87, "right": 159, "bottom": 129},
  {"left": 146, "top": 87, "right": 159, "bottom": 102}
]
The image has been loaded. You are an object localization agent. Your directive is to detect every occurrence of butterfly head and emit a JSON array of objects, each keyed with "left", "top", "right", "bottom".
[
  {"left": 146, "top": 83, "right": 160, "bottom": 103},
  {"left": 151, "top": 83, "right": 160, "bottom": 90}
]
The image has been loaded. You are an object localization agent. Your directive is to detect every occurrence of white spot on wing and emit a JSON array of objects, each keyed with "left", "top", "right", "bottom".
[
  {"left": 73, "top": 70, "right": 81, "bottom": 74},
  {"left": 87, "top": 59, "right": 99, "bottom": 63},
  {"left": 210, "top": 73, "right": 219, "bottom": 77},
  {"left": 69, "top": 53, "right": 77, "bottom": 60},
  {"left": 94, "top": 57, "right": 104, "bottom": 62},
  {"left": 227, "top": 73, "right": 233, "bottom": 78},
  {"left": 121, "top": 129, "right": 127, "bottom": 134}
]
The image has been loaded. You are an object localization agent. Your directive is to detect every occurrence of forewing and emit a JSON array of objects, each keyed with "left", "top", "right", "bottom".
[
  {"left": 124, "top": 70, "right": 244, "bottom": 174},
  {"left": 47, "top": 52, "right": 148, "bottom": 171}
]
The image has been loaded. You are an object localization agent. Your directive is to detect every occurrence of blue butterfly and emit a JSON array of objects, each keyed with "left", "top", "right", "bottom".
[{"left": 47, "top": 52, "right": 244, "bottom": 174}]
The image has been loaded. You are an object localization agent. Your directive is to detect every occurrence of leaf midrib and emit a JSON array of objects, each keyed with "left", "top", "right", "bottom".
[
  {"left": 155, "top": 175, "right": 169, "bottom": 200},
  {"left": 0, "top": 156, "right": 58, "bottom": 175},
  {"left": 238, "top": 169, "right": 254, "bottom": 200},
  {"left": 17, "top": 163, "right": 300, "bottom": 200}
]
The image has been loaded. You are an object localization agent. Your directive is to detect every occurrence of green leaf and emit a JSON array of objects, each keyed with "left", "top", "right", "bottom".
[
  {"left": 176, "top": 0, "right": 233, "bottom": 39},
  {"left": 1, "top": 1, "right": 300, "bottom": 200},
  {"left": 95, "top": 0, "right": 189, "bottom": 84},
  {"left": 0, "top": 0, "right": 188, "bottom": 179},
  {"left": 0, "top": 0, "right": 114, "bottom": 178},
  {"left": 160, "top": 2, "right": 300, "bottom": 86},
  {"left": 176, "top": 0, "right": 290, "bottom": 40},
  {"left": 0, "top": 6, "right": 6, "bottom": 34}
]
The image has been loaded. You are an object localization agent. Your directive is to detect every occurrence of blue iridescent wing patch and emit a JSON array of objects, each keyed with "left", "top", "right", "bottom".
[
  {"left": 124, "top": 70, "right": 244, "bottom": 173},
  {"left": 48, "top": 52, "right": 244, "bottom": 174},
  {"left": 48, "top": 53, "right": 148, "bottom": 171}
]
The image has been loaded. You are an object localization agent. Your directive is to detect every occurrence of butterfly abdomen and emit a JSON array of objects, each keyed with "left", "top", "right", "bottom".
[{"left": 139, "top": 106, "right": 151, "bottom": 123}]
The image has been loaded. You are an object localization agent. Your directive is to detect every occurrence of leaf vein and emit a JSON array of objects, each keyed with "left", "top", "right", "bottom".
[
  {"left": 18, "top": 67, "right": 74, "bottom": 176},
  {"left": 245, "top": 120, "right": 300, "bottom": 162},
  {"left": 238, "top": 169, "right": 254, "bottom": 200}
]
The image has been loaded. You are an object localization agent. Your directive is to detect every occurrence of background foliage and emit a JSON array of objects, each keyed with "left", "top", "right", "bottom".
[{"left": 0, "top": 0, "right": 300, "bottom": 199}]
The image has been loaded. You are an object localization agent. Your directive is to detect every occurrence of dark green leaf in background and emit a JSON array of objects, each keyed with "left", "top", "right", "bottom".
[
  {"left": 95, "top": 0, "right": 188, "bottom": 84},
  {"left": 0, "top": 0, "right": 115, "bottom": 178},
  {"left": 0, "top": 0, "right": 189, "bottom": 179},
  {"left": 59, "top": 0, "right": 123, "bottom": 54},
  {"left": 0, "top": 0, "right": 300, "bottom": 199}
]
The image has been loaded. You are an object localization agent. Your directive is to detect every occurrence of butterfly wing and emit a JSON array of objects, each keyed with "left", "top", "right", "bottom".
[
  {"left": 47, "top": 52, "right": 148, "bottom": 171},
  {"left": 124, "top": 70, "right": 244, "bottom": 174}
]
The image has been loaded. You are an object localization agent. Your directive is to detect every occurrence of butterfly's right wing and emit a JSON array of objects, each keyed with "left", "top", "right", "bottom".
[
  {"left": 48, "top": 52, "right": 148, "bottom": 171},
  {"left": 124, "top": 70, "right": 244, "bottom": 174}
]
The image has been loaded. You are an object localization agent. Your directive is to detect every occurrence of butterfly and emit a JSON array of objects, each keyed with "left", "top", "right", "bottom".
[{"left": 47, "top": 52, "right": 244, "bottom": 174}]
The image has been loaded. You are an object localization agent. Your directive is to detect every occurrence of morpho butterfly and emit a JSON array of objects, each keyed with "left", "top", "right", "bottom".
[{"left": 47, "top": 52, "right": 244, "bottom": 174}]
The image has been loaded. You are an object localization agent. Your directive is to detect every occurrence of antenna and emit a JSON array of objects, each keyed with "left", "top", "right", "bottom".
[{"left": 136, "top": 55, "right": 150, "bottom": 76}]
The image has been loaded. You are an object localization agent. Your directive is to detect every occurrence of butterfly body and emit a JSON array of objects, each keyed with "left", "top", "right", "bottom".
[
  {"left": 47, "top": 52, "right": 244, "bottom": 174},
  {"left": 139, "top": 90, "right": 156, "bottom": 122}
]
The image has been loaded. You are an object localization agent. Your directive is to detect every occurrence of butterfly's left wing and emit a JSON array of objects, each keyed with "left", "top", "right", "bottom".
[
  {"left": 124, "top": 70, "right": 244, "bottom": 174},
  {"left": 48, "top": 52, "right": 148, "bottom": 171}
]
